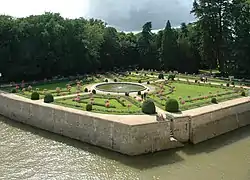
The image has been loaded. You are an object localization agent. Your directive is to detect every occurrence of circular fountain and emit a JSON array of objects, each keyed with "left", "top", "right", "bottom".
[{"left": 95, "top": 82, "right": 146, "bottom": 93}]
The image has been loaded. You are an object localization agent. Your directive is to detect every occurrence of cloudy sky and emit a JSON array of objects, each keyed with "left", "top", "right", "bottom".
[{"left": 0, "top": 0, "right": 194, "bottom": 31}]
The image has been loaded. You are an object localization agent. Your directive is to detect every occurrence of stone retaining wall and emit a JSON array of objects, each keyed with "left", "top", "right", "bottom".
[
  {"left": 167, "top": 98, "right": 250, "bottom": 144},
  {"left": 0, "top": 93, "right": 171, "bottom": 156}
]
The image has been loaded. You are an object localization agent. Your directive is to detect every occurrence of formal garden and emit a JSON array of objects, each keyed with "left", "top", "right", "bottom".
[{"left": 0, "top": 71, "right": 248, "bottom": 115}]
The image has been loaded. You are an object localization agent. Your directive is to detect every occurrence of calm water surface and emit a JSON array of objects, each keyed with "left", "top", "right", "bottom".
[{"left": 0, "top": 115, "right": 250, "bottom": 180}]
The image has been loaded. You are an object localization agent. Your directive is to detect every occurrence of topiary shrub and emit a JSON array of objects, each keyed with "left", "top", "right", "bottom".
[
  {"left": 195, "top": 80, "right": 198, "bottom": 83},
  {"left": 138, "top": 80, "right": 142, "bottom": 83},
  {"left": 158, "top": 73, "right": 164, "bottom": 79},
  {"left": 11, "top": 88, "right": 17, "bottom": 93},
  {"left": 92, "top": 89, "right": 96, "bottom": 94},
  {"left": 211, "top": 97, "right": 218, "bottom": 104},
  {"left": 226, "top": 83, "right": 230, "bottom": 87},
  {"left": 105, "top": 79, "right": 108, "bottom": 82},
  {"left": 31, "top": 92, "right": 40, "bottom": 100},
  {"left": 86, "top": 103, "right": 92, "bottom": 111},
  {"left": 138, "top": 91, "right": 141, "bottom": 95},
  {"left": 231, "top": 82, "right": 235, "bottom": 85},
  {"left": 84, "top": 88, "right": 88, "bottom": 92},
  {"left": 44, "top": 93, "right": 54, "bottom": 103},
  {"left": 241, "top": 91, "right": 246, "bottom": 96},
  {"left": 142, "top": 99, "right": 156, "bottom": 114},
  {"left": 125, "top": 92, "right": 129, "bottom": 96},
  {"left": 168, "top": 74, "right": 175, "bottom": 81},
  {"left": 114, "top": 79, "right": 117, "bottom": 82},
  {"left": 151, "top": 72, "right": 154, "bottom": 75},
  {"left": 165, "top": 99, "right": 179, "bottom": 113},
  {"left": 147, "top": 81, "right": 150, "bottom": 84}
]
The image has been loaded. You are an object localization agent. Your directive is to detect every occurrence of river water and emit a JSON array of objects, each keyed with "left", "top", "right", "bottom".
[{"left": 0, "top": 116, "right": 250, "bottom": 180}]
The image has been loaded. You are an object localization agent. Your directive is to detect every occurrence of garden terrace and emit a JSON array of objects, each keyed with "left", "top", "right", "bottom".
[
  {"left": 117, "top": 73, "right": 157, "bottom": 83},
  {"left": 54, "top": 94, "right": 143, "bottom": 115},
  {"left": 148, "top": 80, "right": 244, "bottom": 111},
  {"left": 0, "top": 77, "right": 101, "bottom": 99}
]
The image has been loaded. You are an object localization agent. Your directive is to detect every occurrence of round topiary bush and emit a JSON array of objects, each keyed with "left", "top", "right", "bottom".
[
  {"left": 86, "top": 103, "right": 93, "bottom": 111},
  {"left": 231, "top": 82, "right": 235, "bottom": 85},
  {"left": 44, "top": 93, "right": 54, "bottom": 103},
  {"left": 11, "top": 88, "right": 17, "bottom": 93},
  {"left": 168, "top": 74, "right": 175, "bottom": 81},
  {"left": 142, "top": 99, "right": 156, "bottom": 114},
  {"left": 138, "top": 91, "right": 141, "bottom": 95},
  {"left": 226, "top": 83, "right": 230, "bottom": 87},
  {"left": 241, "top": 91, "right": 246, "bottom": 96},
  {"left": 138, "top": 80, "right": 142, "bottom": 83},
  {"left": 125, "top": 92, "right": 129, "bottom": 96},
  {"left": 158, "top": 73, "right": 164, "bottom": 79},
  {"left": 92, "top": 89, "right": 96, "bottom": 94},
  {"left": 147, "top": 81, "right": 150, "bottom": 84},
  {"left": 31, "top": 92, "right": 40, "bottom": 100},
  {"left": 105, "top": 79, "right": 108, "bottom": 82},
  {"left": 114, "top": 79, "right": 117, "bottom": 82},
  {"left": 211, "top": 97, "right": 217, "bottom": 104},
  {"left": 165, "top": 99, "right": 179, "bottom": 113},
  {"left": 84, "top": 88, "right": 88, "bottom": 92}
]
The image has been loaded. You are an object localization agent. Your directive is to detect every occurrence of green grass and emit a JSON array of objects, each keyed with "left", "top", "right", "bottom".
[
  {"left": 55, "top": 94, "right": 142, "bottom": 115},
  {"left": 148, "top": 81, "right": 243, "bottom": 111}
]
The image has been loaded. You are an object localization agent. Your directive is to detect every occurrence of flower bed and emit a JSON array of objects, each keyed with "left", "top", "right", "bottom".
[{"left": 54, "top": 94, "right": 143, "bottom": 114}]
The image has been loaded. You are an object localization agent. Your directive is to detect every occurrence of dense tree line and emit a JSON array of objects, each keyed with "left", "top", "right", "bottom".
[{"left": 0, "top": 0, "right": 249, "bottom": 81}]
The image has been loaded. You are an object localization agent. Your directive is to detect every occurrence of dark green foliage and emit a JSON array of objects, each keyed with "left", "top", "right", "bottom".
[
  {"left": 105, "top": 79, "right": 108, "bottom": 82},
  {"left": 195, "top": 80, "right": 198, "bottom": 83},
  {"left": 143, "top": 92, "right": 147, "bottom": 99},
  {"left": 226, "top": 83, "right": 230, "bottom": 87},
  {"left": 211, "top": 97, "right": 217, "bottom": 104},
  {"left": 44, "top": 93, "right": 54, "bottom": 103},
  {"left": 241, "top": 91, "right": 246, "bottom": 96},
  {"left": 86, "top": 104, "right": 93, "bottom": 111},
  {"left": 158, "top": 73, "right": 164, "bottom": 79},
  {"left": 84, "top": 88, "right": 88, "bottom": 92},
  {"left": 147, "top": 81, "right": 150, "bottom": 84},
  {"left": 11, "top": 88, "right": 17, "bottom": 93},
  {"left": 168, "top": 74, "right": 175, "bottom": 80},
  {"left": 92, "top": 89, "right": 96, "bottom": 94},
  {"left": 142, "top": 99, "right": 156, "bottom": 114},
  {"left": 138, "top": 80, "right": 142, "bottom": 83},
  {"left": 114, "top": 79, "right": 117, "bottom": 82},
  {"left": 125, "top": 92, "right": 129, "bottom": 96},
  {"left": 165, "top": 99, "right": 179, "bottom": 112},
  {"left": 137, "top": 91, "right": 141, "bottom": 95},
  {"left": 31, "top": 92, "right": 40, "bottom": 100},
  {"left": 231, "top": 82, "right": 235, "bottom": 85}
]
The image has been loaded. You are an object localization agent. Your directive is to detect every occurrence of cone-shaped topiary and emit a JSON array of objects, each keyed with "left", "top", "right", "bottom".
[
  {"left": 86, "top": 103, "right": 92, "bottom": 111},
  {"left": 44, "top": 93, "right": 54, "bottom": 103},
  {"left": 142, "top": 99, "right": 156, "bottom": 114},
  {"left": 165, "top": 98, "right": 179, "bottom": 112},
  {"left": 31, "top": 92, "right": 40, "bottom": 100}
]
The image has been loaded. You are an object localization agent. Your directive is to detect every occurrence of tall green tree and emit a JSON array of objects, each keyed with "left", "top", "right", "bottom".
[{"left": 162, "top": 20, "right": 179, "bottom": 71}]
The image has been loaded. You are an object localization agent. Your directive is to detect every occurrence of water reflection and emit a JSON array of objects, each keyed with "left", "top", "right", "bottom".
[{"left": 0, "top": 116, "right": 250, "bottom": 180}]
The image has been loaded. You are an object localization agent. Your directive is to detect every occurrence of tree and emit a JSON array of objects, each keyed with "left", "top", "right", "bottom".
[{"left": 162, "top": 20, "right": 179, "bottom": 71}]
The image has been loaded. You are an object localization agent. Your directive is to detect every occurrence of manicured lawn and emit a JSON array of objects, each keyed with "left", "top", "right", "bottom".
[
  {"left": 55, "top": 94, "right": 142, "bottom": 115},
  {"left": 148, "top": 81, "right": 243, "bottom": 111}
]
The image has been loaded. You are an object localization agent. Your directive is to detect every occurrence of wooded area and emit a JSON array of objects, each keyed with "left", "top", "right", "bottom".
[{"left": 0, "top": 0, "right": 249, "bottom": 81}]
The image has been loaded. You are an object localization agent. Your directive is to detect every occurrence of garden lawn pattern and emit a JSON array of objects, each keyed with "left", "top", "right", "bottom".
[
  {"left": 55, "top": 94, "right": 142, "bottom": 115},
  {"left": 149, "top": 81, "right": 242, "bottom": 111}
]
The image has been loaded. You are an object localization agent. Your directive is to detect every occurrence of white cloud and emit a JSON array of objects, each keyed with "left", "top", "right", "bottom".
[{"left": 0, "top": 0, "right": 89, "bottom": 18}]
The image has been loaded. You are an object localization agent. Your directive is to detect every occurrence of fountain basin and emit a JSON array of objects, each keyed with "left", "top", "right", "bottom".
[{"left": 95, "top": 82, "right": 146, "bottom": 93}]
